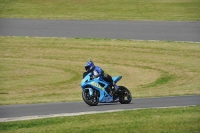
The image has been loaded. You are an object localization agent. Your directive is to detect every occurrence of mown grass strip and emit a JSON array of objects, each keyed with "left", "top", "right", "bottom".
[
  {"left": 0, "top": 106, "right": 199, "bottom": 133},
  {"left": 143, "top": 74, "right": 174, "bottom": 88},
  {"left": 0, "top": 0, "right": 200, "bottom": 20}
]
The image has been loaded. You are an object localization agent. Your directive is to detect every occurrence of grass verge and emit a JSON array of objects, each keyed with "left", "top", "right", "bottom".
[
  {"left": 0, "top": 0, "right": 200, "bottom": 20},
  {"left": 0, "top": 37, "right": 200, "bottom": 105},
  {"left": 0, "top": 106, "right": 199, "bottom": 133}
]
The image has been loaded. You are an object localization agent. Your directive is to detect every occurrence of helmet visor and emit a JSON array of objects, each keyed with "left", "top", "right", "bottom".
[{"left": 85, "top": 66, "right": 90, "bottom": 71}]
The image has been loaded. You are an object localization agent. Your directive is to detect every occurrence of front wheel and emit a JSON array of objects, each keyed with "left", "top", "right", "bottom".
[
  {"left": 118, "top": 86, "right": 132, "bottom": 104},
  {"left": 82, "top": 89, "right": 99, "bottom": 106}
]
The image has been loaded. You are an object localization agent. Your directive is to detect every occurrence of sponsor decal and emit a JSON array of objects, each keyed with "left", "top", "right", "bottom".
[{"left": 91, "top": 82, "right": 104, "bottom": 90}]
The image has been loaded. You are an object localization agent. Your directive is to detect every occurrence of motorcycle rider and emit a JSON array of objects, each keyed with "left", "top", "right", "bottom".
[{"left": 83, "top": 60, "right": 118, "bottom": 94}]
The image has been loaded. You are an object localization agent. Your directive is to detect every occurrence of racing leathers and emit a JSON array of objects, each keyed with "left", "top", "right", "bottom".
[{"left": 83, "top": 66, "right": 118, "bottom": 92}]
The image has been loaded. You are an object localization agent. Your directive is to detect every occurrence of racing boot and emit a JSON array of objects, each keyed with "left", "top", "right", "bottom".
[
  {"left": 111, "top": 82, "right": 118, "bottom": 94},
  {"left": 106, "top": 86, "right": 113, "bottom": 96}
]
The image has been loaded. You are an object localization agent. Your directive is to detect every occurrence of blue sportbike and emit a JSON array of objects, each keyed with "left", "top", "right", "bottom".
[{"left": 80, "top": 73, "right": 132, "bottom": 106}]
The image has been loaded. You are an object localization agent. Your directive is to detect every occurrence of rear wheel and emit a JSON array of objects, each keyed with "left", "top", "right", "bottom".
[
  {"left": 82, "top": 89, "right": 99, "bottom": 106},
  {"left": 118, "top": 86, "right": 132, "bottom": 104}
]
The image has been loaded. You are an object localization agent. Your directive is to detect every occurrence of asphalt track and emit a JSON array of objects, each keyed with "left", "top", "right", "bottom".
[
  {"left": 0, "top": 95, "right": 199, "bottom": 122},
  {"left": 0, "top": 18, "right": 200, "bottom": 122},
  {"left": 0, "top": 18, "right": 200, "bottom": 42}
]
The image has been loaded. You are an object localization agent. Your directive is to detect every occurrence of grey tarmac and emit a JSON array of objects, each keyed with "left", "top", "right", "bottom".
[
  {"left": 0, "top": 18, "right": 200, "bottom": 42},
  {"left": 0, "top": 95, "right": 199, "bottom": 122}
]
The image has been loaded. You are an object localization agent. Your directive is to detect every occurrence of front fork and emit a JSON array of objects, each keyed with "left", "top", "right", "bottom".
[
  {"left": 84, "top": 88, "right": 97, "bottom": 97},
  {"left": 88, "top": 88, "right": 94, "bottom": 96}
]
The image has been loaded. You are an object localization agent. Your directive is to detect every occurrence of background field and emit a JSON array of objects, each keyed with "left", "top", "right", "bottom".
[
  {"left": 0, "top": 0, "right": 199, "bottom": 105},
  {"left": 0, "top": 37, "right": 199, "bottom": 105},
  {"left": 0, "top": 0, "right": 200, "bottom": 20}
]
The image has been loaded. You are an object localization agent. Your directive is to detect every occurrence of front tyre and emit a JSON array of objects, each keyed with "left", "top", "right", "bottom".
[
  {"left": 118, "top": 86, "right": 132, "bottom": 104},
  {"left": 82, "top": 89, "right": 99, "bottom": 106}
]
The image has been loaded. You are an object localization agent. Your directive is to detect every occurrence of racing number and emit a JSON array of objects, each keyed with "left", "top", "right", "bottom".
[{"left": 91, "top": 82, "right": 104, "bottom": 90}]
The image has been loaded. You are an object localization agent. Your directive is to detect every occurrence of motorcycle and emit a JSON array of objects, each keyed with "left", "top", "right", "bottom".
[{"left": 80, "top": 72, "right": 132, "bottom": 106}]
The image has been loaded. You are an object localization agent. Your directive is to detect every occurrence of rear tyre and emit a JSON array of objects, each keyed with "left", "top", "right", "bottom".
[
  {"left": 82, "top": 89, "right": 99, "bottom": 106},
  {"left": 118, "top": 86, "right": 132, "bottom": 104}
]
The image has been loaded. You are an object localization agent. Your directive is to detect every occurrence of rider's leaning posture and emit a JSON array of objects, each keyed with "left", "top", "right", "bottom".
[{"left": 83, "top": 61, "right": 118, "bottom": 93}]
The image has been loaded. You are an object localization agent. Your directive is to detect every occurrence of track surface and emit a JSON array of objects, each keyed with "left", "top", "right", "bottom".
[
  {"left": 0, "top": 18, "right": 200, "bottom": 42},
  {"left": 0, "top": 95, "right": 199, "bottom": 121},
  {"left": 0, "top": 18, "right": 200, "bottom": 121}
]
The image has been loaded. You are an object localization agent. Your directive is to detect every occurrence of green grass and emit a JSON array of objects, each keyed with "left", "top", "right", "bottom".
[
  {"left": 0, "top": 106, "right": 199, "bottom": 133},
  {"left": 0, "top": 0, "right": 200, "bottom": 20},
  {"left": 0, "top": 36, "right": 200, "bottom": 105}
]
